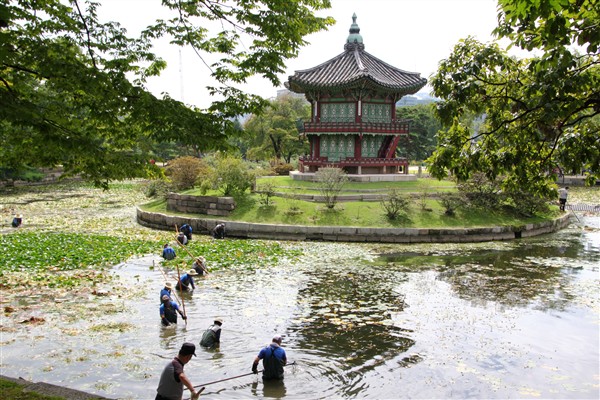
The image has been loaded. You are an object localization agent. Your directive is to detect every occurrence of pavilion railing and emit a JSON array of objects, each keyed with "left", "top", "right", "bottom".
[
  {"left": 299, "top": 156, "right": 409, "bottom": 166},
  {"left": 300, "top": 120, "right": 411, "bottom": 134}
]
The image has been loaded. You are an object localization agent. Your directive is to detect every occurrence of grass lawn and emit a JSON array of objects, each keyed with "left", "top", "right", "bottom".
[
  {"left": 144, "top": 177, "right": 557, "bottom": 229},
  {"left": 0, "top": 378, "right": 71, "bottom": 400},
  {"left": 254, "top": 175, "right": 457, "bottom": 194}
]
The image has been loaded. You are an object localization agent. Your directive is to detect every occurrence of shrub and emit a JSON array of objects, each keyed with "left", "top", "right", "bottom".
[
  {"left": 258, "top": 182, "right": 276, "bottom": 206},
  {"left": 0, "top": 166, "right": 44, "bottom": 182},
  {"left": 417, "top": 181, "right": 431, "bottom": 211},
  {"left": 199, "top": 180, "right": 212, "bottom": 195},
  {"left": 505, "top": 190, "right": 550, "bottom": 217},
  {"left": 214, "top": 155, "right": 254, "bottom": 196},
  {"left": 273, "top": 163, "right": 294, "bottom": 175},
  {"left": 141, "top": 179, "right": 170, "bottom": 199},
  {"left": 439, "top": 193, "right": 462, "bottom": 216},
  {"left": 457, "top": 172, "right": 503, "bottom": 209},
  {"left": 165, "top": 156, "right": 208, "bottom": 190},
  {"left": 316, "top": 167, "right": 347, "bottom": 209},
  {"left": 381, "top": 189, "right": 410, "bottom": 220}
]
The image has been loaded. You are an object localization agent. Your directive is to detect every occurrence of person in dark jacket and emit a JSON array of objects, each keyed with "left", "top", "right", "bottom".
[
  {"left": 176, "top": 232, "right": 188, "bottom": 245},
  {"left": 200, "top": 318, "right": 223, "bottom": 348},
  {"left": 212, "top": 223, "right": 225, "bottom": 239},
  {"left": 192, "top": 257, "right": 207, "bottom": 276},
  {"left": 11, "top": 214, "right": 22, "bottom": 228},
  {"left": 252, "top": 335, "right": 287, "bottom": 380}
]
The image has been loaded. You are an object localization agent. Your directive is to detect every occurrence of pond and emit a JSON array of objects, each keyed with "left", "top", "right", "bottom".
[{"left": 1, "top": 216, "right": 598, "bottom": 399}]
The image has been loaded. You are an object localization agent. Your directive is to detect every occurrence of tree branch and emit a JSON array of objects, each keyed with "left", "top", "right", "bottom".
[
  {"left": 0, "top": 76, "right": 15, "bottom": 94},
  {"left": 73, "top": 0, "right": 98, "bottom": 70},
  {"left": 177, "top": 0, "right": 215, "bottom": 76}
]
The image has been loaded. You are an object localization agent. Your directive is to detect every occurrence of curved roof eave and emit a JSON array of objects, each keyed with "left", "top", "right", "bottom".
[{"left": 288, "top": 76, "right": 427, "bottom": 96}]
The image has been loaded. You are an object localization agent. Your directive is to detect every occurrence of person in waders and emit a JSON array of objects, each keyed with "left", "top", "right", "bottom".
[
  {"left": 160, "top": 295, "right": 187, "bottom": 326},
  {"left": 199, "top": 318, "right": 223, "bottom": 348},
  {"left": 252, "top": 335, "right": 287, "bottom": 380}
]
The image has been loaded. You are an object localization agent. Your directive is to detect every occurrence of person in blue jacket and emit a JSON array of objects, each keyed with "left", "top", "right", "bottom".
[
  {"left": 252, "top": 335, "right": 287, "bottom": 380},
  {"left": 176, "top": 270, "right": 198, "bottom": 291},
  {"left": 162, "top": 243, "right": 176, "bottom": 260},
  {"left": 180, "top": 224, "right": 193, "bottom": 241},
  {"left": 159, "top": 282, "right": 174, "bottom": 302},
  {"left": 160, "top": 295, "right": 186, "bottom": 326}
]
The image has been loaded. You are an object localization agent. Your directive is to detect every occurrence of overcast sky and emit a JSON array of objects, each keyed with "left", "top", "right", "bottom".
[{"left": 99, "top": 0, "right": 501, "bottom": 109}]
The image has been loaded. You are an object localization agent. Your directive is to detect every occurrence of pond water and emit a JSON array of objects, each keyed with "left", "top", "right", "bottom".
[{"left": 1, "top": 216, "right": 599, "bottom": 399}]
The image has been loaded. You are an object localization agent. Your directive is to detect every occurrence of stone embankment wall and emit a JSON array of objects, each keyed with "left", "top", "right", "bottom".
[
  {"left": 166, "top": 193, "right": 235, "bottom": 216},
  {"left": 137, "top": 208, "right": 571, "bottom": 243}
]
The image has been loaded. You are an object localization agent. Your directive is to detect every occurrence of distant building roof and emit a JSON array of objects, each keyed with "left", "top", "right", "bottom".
[{"left": 286, "top": 14, "right": 427, "bottom": 95}]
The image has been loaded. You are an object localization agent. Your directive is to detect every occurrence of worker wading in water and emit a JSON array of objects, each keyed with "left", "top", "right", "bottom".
[{"left": 252, "top": 335, "right": 287, "bottom": 380}]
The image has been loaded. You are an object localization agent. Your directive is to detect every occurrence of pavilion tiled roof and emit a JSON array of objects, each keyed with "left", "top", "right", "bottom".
[{"left": 286, "top": 14, "right": 427, "bottom": 95}]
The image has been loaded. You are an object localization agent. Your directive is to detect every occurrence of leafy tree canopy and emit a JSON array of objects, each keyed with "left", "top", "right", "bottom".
[
  {"left": 428, "top": 0, "right": 599, "bottom": 197},
  {"left": 0, "top": 0, "right": 333, "bottom": 187},
  {"left": 396, "top": 104, "right": 441, "bottom": 162},
  {"left": 243, "top": 94, "right": 310, "bottom": 163}
]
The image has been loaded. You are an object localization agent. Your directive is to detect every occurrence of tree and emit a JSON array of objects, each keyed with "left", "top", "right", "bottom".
[
  {"left": 395, "top": 104, "right": 440, "bottom": 162},
  {"left": 165, "top": 156, "right": 208, "bottom": 190},
  {"left": 243, "top": 94, "right": 310, "bottom": 163},
  {"left": 315, "top": 167, "right": 347, "bottom": 209},
  {"left": 428, "top": 0, "right": 599, "bottom": 197},
  {"left": 0, "top": 0, "right": 333, "bottom": 187},
  {"left": 200, "top": 154, "right": 254, "bottom": 196}
]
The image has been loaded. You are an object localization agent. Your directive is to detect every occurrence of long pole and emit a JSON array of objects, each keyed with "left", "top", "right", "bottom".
[
  {"left": 174, "top": 225, "right": 209, "bottom": 275},
  {"left": 174, "top": 225, "right": 188, "bottom": 326},
  {"left": 175, "top": 260, "right": 187, "bottom": 326},
  {"left": 568, "top": 205, "right": 582, "bottom": 223},
  {"left": 190, "top": 362, "right": 295, "bottom": 389},
  {"left": 155, "top": 260, "right": 181, "bottom": 307},
  {"left": 192, "top": 370, "right": 262, "bottom": 389}
]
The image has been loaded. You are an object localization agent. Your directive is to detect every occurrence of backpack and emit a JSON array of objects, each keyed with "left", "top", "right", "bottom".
[{"left": 200, "top": 326, "right": 217, "bottom": 347}]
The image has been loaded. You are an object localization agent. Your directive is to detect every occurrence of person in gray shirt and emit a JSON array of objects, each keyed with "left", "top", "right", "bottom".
[{"left": 156, "top": 342, "right": 202, "bottom": 400}]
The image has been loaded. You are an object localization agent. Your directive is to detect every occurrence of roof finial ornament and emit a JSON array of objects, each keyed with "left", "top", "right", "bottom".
[{"left": 345, "top": 13, "right": 364, "bottom": 51}]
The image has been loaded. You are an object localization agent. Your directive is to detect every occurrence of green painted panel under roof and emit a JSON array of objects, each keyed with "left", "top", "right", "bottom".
[
  {"left": 363, "top": 103, "right": 391, "bottom": 123},
  {"left": 320, "top": 135, "right": 355, "bottom": 161},
  {"left": 321, "top": 103, "right": 355, "bottom": 122}
]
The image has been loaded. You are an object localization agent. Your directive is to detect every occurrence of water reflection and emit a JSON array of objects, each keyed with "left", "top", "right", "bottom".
[
  {"left": 377, "top": 227, "right": 599, "bottom": 310},
  {"left": 251, "top": 379, "right": 287, "bottom": 398}
]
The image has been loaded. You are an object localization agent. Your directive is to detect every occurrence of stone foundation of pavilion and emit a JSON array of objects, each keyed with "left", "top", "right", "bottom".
[{"left": 290, "top": 170, "right": 416, "bottom": 182}]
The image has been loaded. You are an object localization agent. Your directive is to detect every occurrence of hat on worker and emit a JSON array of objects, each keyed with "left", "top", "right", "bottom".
[
  {"left": 188, "top": 269, "right": 198, "bottom": 276},
  {"left": 180, "top": 342, "right": 196, "bottom": 357},
  {"left": 272, "top": 335, "right": 283, "bottom": 344},
  {"left": 214, "top": 318, "right": 223, "bottom": 325},
  {"left": 164, "top": 282, "right": 173, "bottom": 289}
]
